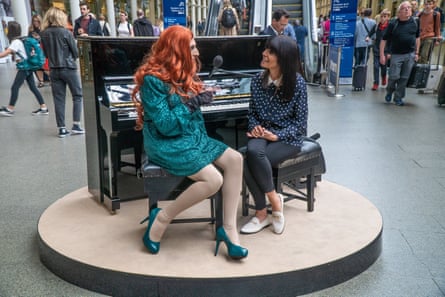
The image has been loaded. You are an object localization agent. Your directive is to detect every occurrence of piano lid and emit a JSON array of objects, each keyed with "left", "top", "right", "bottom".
[
  {"left": 81, "top": 36, "right": 269, "bottom": 107},
  {"left": 80, "top": 35, "right": 268, "bottom": 80}
]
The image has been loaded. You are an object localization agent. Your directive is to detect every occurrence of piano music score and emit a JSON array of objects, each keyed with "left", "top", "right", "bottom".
[
  {"left": 105, "top": 84, "right": 136, "bottom": 107},
  {"left": 203, "top": 77, "right": 252, "bottom": 100}
]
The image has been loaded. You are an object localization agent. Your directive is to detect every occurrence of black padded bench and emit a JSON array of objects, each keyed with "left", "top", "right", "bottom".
[
  {"left": 140, "top": 160, "right": 223, "bottom": 228},
  {"left": 241, "top": 135, "right": 326, "bottom": 215}
]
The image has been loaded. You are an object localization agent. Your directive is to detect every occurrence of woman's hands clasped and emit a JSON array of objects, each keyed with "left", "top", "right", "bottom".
[{"left": 246, "top": 125, "right": 278, "bottom": 141}]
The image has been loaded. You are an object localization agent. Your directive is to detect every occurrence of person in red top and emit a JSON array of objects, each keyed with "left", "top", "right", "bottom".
[
  {"left": 320, "top": 14, "right": 330, "bottom": 69},
  {"left": 418, "top": 0, "right": 442, "bottom": 63}
]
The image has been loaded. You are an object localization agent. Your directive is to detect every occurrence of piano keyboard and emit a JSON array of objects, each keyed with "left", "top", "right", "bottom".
[{"left": 200, "top": 99, "right": 249, "bottom": 113}]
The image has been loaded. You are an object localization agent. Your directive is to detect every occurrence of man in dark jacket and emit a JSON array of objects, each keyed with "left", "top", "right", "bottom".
[
  {"left": 133, "top": 9, "right": 154, "bottom": 36},
  {"left": 260, "top": 9, "right": 290, "bottom": 36},
  {"left": 73, "top": 2, "right": 103, "bottom": 37}
]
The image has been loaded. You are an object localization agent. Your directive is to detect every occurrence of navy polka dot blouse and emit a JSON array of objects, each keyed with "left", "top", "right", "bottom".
[{"left": 248, "top": 72, "right": 308, "bottom": 147}]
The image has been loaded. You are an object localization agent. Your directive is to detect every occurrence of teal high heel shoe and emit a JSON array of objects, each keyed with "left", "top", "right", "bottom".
[
  {"left": 214, "top": 227, "right": 248, "bottom": 260},
  {"left": 142, "top": 208, "right": 161, "bottom": 254}
]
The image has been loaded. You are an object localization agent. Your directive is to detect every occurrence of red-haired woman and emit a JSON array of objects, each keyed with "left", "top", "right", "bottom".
[{"left": 132, "top": 25, "right": 247, "bottom": 260}]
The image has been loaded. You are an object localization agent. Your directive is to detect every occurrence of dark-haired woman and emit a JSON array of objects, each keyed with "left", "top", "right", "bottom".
[
  {"left": 0, "top": 21, "right": 47, "bottom": 117},
  {"left": 241, "top": 35, "right": 308, "bottom": 235},
  {"left": 132, "top": 25, "right": 247, "bottom": 260}
]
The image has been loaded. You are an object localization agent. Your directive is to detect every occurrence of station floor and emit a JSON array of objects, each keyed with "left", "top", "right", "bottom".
[{"left": 0, "top": 61, "right": 444, "bottom": 296}]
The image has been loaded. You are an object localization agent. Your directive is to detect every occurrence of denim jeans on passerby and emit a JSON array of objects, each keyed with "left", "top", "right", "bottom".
[
  {"left": 49, "top": 68, "right": 83, "bottom": 128},
  {"left": 9, "top": 69, "right": 45, "bottom": 106},
  {"left": 373, "top": 54, "right": 387, "bottom": 84}
]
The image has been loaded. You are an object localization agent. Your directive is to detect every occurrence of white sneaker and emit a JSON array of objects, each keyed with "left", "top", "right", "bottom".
[
  {"left": 272, "top": 194, "right": 285, "bottom": 234},
  {"left": 240, "top": 216, "right": 271, "bottom": 234}
]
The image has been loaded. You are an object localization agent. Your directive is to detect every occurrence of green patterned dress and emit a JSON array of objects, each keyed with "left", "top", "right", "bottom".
[{"left": 140, "top": 75, "right": 227, "bottom": 176}]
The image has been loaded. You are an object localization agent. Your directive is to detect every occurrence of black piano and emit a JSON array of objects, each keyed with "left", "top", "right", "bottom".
[{"left": 78, "top": 35, "right": 268, "bottom": 212}]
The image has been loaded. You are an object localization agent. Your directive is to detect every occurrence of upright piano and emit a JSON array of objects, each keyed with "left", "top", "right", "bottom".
[{"left": 78, "top": 35, "right": 268, "bottom": 212}]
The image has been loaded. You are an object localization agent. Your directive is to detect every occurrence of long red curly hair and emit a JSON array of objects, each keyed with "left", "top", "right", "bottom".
[{"left": 132, "top": 25, "right": 203, "bottom": 130}]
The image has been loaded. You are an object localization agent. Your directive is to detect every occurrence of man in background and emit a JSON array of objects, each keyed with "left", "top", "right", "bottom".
[
  {"left": 380, "top": 1, "right": 420, "bottom": 106},
  {"left": 418, "top": 0, "right": 442, "bottom": 64},
  {"left": 133, "top": 8, "right": 154, "bottom": 36},
  {"left": 260, "top": 8, "right": 290, "bottom": 36},
  {"left": 73, "top": 2, "right": 102, "bottom": 37},
  {"left": 293, "top": 19, "right": 308, "bottom": 60}
]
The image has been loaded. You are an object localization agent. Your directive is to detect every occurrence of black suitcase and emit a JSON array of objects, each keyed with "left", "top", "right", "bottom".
[
  {"left": 407, "top": 64, "right": 430, "bottom": 88},
  {"left": 438, "top": 74, "right": 445, "bottom": 105},
  {"left": 352, "top": 47, "right": 368, "bottom": 91},
  {"left": 407, "top": 41, "right": 436, "bottom": 89},
  {"left": 352, "top": 65, "right": 367, "bottom": 91}
]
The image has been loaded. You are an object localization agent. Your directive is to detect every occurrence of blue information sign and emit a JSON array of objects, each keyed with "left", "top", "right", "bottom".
[
  {"left": 329, "top": 0, "right": 358, "bottom": 84},
  {"left": 163, "top": 0, "right": 186, "bottom": 29}
]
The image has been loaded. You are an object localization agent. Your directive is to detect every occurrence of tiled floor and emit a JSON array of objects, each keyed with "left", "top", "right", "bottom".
[{"left": 0, "top": 61, "right": 444, "bottom": 296}]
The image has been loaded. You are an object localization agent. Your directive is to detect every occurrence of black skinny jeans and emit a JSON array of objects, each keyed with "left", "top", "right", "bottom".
[
  {"left": 244, "top": 138, "right": 301, "bottom": 210},
  {"left": 9, "top": 69, "right": 45, "bottom": 106}
]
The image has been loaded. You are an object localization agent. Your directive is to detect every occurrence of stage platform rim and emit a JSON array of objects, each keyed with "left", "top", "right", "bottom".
[{"left": 38, "top": 182, "right": 383, "bottom": 297}]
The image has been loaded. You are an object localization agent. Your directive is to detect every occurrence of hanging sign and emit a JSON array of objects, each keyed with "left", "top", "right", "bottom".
[
  {"left": 329, "top": 0, "right": 358, "bottom": 84},
  {"left": 163, "top": 0, "right": 186, "bottom": 29}
]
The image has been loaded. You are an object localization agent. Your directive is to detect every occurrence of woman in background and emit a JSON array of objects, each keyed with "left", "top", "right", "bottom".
[
  {"left": 0, "top": 21, "right": 48, "bottom": 117},
  {"left": 41, "top": 7, "right": 84, "bottom": 137}
]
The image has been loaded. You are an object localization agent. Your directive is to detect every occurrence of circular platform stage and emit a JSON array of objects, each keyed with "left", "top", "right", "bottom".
[{"left": 38, "top": 181, "right": 382, "bottom": 297}]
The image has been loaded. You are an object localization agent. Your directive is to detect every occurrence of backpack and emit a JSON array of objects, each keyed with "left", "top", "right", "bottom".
[
  {"left": 16, "top": 37, "right": 45, "bottom": 71},
  {"left": 221, "top": 7, "right": 236, "bottom": 28}
]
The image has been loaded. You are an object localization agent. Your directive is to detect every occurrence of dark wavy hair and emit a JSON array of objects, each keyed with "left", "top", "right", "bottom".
[
  {"left": 7, "top": 21, "right": 21, "bottom": 42},
  {"left": 132, "top": 25, "right": 202, "bottom": 130},
  {"left": 261, "top": 35, "right": 302, "bottom": 101}
]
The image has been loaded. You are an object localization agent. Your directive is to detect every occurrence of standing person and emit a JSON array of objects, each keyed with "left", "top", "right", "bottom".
[
  {"left": 380, "top": 1, "right": 420, "bottom": 106},
  {"left": 293, "top": 19, "right": 308, "bottom": 60},
  {"left": 368, "top": 9, "right": 391, "bottom": 90},
  {"left": 117, "top": 11, "right": 134, "bottom": 37},
  {"left": 240, "top": 35, "right": 308, "bottom": 235},
  {"left": 354, "top": 8, "right": 376, "bottom": 67},
  {"left": 186, "top": 15, "right": 193, "bottom": 31},
  {"left": 284, "top": 23, "right": 296, "bottom": 41},
  {"left": 28, "top": 14, "right": 50, "bottom": 88},
  {"left": 431, "top": 0, "right": 445, "bottom": 37},
  {"left": 197, "top": 19, "right": 205, "bottom": 36},
  {"left": 73, "top": 2, "right": 103, "bottom": 37},
  {"left": 41, "top": 7, "right": 84, "bottom": 138},
  {"left": 321, "top": 14, "right": 330, "bottom": 44},
  {"left": 418, "top": 0, "right": 442, "bottom": 64},
  {"left": 0, "top": 21, "right": 48, "bottom": 117},
  {"left": 133, "top": 8, "right": 154, "bottom": 37},
  {"left": 217, "top": 0, "right": 239, "bottom": 36},
  {"left": 260, "top": 8, "right": 289, "bottom": 36},
  {"left": 411, "top": 0, "right": 420, "bottom": 16},
  {"left": 132, "top": 25, "right": 247, "bottom": 259},
  {"left": 98, "top": 14, "right": 111, "bottom": 36},
  {"left": 320, "top": 14, "right": 330, "bottom": 69}
]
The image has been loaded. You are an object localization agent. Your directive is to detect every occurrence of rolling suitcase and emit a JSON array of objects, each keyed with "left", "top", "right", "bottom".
[
  {"left": 437, "top": 73, "right": 445, "bottom": 105},
  {"left": 352, "top": 47, "right": 368, "bottom": 91},
  {"left": 425, "top": 41, "right": 444, "bottom": 91},
  {"left": 408, "top": 39, "right": 443, "bottom": 90},
  {"left": 407, "top": 64, "right": 430, "bottom": 88}
]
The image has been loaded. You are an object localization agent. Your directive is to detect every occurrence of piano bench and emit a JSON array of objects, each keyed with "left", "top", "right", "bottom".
[
  {"left": 140, "top": 161, "right": 223, "bottom": 228},
  {"left": 240, "top": 137, "right": 326, "bottom": 216}
]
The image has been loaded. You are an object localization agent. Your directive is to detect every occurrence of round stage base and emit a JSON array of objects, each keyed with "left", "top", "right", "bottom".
[{"left": 38, "top": 181, "right": 382, "bottom": 297}]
